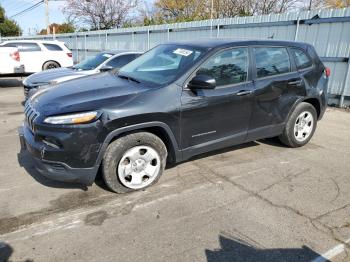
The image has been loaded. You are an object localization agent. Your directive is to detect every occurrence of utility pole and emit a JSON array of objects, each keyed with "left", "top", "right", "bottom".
[{"left": 45, "top": 0, "right": 50, "bottom": 34}]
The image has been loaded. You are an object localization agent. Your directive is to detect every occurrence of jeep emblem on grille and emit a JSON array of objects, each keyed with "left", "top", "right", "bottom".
[{"left": 41, "top": 146, "right": 46, "bottom": 159}]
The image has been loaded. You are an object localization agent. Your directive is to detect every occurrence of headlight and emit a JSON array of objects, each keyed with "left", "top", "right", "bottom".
[{"left": 44, "top": 111, "right": 99, "bottom": 125}]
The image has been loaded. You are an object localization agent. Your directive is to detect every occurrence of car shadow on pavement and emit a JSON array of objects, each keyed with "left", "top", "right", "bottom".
[
  {"left": 0, "top": 78, "right": 24, "bottom": 88},
  {"left": 0, "top": 242, "right": 13, "bottom": 262},
  {"left": 205, "top": 234, "right": 328, "bottom": 262},
  {"left": 0, "top": 242, "right": 33, "bottom": 262},
  {"left": 258, "top": 137, "right": 289, "bottom": 148},
  {"left": 17, "top": 150, "right": 88, "bottom": 191}
]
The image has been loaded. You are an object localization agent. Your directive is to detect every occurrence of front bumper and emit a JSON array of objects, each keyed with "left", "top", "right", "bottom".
[{"left": 18, "top": 126, "right": 99, "bottom": 185}]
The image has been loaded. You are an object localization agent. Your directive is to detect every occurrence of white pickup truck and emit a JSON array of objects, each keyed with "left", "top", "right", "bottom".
[{"left": 0, "top": 47, "right": 25, "bottom": 75}]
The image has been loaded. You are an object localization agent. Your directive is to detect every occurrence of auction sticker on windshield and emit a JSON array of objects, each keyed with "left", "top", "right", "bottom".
[{"left": 173, "top": 48, "right": 193, "bottom": 57}]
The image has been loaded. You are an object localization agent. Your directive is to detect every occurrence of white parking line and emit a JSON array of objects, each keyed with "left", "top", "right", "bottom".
[{"left": 311, "top": 238, "right": 350, "bottom": 262}]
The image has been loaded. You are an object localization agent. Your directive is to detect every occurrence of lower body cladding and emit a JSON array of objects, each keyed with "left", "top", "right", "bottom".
[{"left": 18, "top": 122, "right": 103, "bottom": 185}]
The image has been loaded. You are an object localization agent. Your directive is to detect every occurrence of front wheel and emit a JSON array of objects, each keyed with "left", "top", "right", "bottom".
[
  {"left": 102, "top": 132, "right": 167, "bottom": 193},
  {"left": 279, "top": 102, "right": 317, "bottom": 148}
]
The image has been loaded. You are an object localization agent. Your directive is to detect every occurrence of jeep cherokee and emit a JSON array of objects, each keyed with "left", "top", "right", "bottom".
[{"left": 19, "top": 39, "right": 329, "bottom": 193}]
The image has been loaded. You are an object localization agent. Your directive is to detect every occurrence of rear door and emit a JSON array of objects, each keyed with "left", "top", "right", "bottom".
[
  {"left": 181, "top": 47, "right": 254, "bottom": 156},
  {"left": 247, "top": 46, "right": 304, "bottom": 141}
]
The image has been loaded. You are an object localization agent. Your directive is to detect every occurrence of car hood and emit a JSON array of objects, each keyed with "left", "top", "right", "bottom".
[
  {"left": 23, "top": 67, "right": 94, "bottom": 86},
  {"left": 31, "top": 72, "right": 151, "bottom": 117}
]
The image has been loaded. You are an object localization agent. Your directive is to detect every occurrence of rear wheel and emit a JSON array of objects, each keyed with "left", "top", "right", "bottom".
[
  {"left": 279, "top": 102, "right": 317, "bottom": 148},
  {"left": 43, "top": 61, "right": 60, "bottom": 70},
  {"left": 102, "top": 132, "right": 167, "bottom": 193}
]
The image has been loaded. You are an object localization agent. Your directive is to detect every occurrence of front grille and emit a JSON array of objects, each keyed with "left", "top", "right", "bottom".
[{"left": 24, "top": 102, "right": 40, "bottom": 133}]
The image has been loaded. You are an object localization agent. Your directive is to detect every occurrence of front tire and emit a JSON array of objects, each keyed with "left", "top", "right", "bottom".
[
  {"left": 102, "top": 132, "right": 167, "bottom": 193},
  {"left": 279, "top": 102, "right": 317, "bottom": 148}
]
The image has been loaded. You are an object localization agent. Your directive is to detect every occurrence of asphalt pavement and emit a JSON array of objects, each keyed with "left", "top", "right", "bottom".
[{"left": 0, "top": 77, "right": 349, "bottom": 262}]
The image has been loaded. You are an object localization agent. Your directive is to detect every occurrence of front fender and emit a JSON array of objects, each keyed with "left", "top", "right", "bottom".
[{"left": 94, "top": 121, "right": 181, "bottom": 168}]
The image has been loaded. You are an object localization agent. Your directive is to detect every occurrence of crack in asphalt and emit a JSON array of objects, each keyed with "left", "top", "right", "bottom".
[
  {"left": 195, "top": 161, "right": 350, "bottom": 251},
  {"left": 330, "top": 177, "right": 341, "bottom": 203}
]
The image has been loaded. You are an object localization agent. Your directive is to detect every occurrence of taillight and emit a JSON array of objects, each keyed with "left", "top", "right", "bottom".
[
  {"left": 10, "top": 51, "right": 20, "bottom": 61},
  {"left": 325, "top": 67, "right": 331, "bottom": 77},
  {"left": 67, "top": 53, "right": 72, "bottom": 58}
]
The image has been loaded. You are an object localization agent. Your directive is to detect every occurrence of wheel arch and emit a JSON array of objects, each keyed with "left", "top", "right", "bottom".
[
  {"left": 96, "top": 122, "right": 181, "bottom": 168},
  {"left": 286, "top": 96, "right": 322, "bottom": 124},
  {"left": 302, "top": 97, "right": 321, "bottom": 119}
]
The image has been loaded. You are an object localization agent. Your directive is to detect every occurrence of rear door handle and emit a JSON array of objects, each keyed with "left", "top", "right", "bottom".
[
  {"left": 288, "top": 80, "right": 303, "bottom": 86},
  {"left": 236, "top": 90, "right": 253, "bottom": 96}
]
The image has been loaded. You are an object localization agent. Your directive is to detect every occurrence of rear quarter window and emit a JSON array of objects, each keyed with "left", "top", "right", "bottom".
[
  {"left": 291, "top": 48, "right": 313, "bottom": 69},
  {"left": 254, "top": 47, "right": 291, "bottom": 78},
  {"left": 43, "top": 43, "right": 63, "bottom": 51}
]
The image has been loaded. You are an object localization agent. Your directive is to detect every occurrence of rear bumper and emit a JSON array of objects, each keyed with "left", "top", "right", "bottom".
[{"left": 18, "top": 126, "right": 98, "bottom": 185}]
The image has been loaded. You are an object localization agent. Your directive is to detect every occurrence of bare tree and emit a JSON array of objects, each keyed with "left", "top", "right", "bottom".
[
  {"left": 63, "top": 0, "right": 138, "bottom": 30},
  {"left": 208, "top": 0, "right": 303, "bottom": 19}
]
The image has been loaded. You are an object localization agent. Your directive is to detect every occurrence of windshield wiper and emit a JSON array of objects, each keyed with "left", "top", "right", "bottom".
[{"left": 118, "top": 74, "right": 141, "bottom": 84}]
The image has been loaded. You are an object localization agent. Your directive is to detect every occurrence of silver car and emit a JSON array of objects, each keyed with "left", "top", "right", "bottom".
[{"left": 23, "top": 50, "right": 142, "bottom": 100}]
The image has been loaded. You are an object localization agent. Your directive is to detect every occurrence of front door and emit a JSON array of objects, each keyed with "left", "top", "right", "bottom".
[{"left": 180, "top": 47, "right": 254, "bottom": 158}]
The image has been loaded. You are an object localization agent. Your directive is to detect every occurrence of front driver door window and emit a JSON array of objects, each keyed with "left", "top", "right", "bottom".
[{"left": 197, "top": 48, "right": 248, "bottom": 87}]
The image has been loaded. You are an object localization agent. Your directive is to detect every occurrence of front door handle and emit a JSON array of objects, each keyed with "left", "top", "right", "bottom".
[
  {"left": 288, "top": 80, "right": 303, "bottom": 86},
  {"left": 236, "top": 90, "right": 253, "bottom": 96}
]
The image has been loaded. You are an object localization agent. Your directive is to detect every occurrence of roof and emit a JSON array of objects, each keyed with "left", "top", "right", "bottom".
[
  {"left": 2, "top": 39, "right": 65, "bottom": 44},
  {"left": 165, "top": 38, "right": 310, "bottom": 49},
  {"left": 101, "top": 50, "right": 143, "bottom": 55}
]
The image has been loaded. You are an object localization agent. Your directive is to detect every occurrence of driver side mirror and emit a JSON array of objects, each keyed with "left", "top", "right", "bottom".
[
  {"left": 99, "top": 65, "right": 114, "bottom": 72},
  {"left": 188, "top": 75, "right": 216, "bottom": 90}
]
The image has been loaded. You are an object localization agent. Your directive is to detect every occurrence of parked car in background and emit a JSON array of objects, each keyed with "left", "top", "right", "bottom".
[
  {"left": 19, "top": 39, "right": 329, "bottom": 193},
  {"left": 0, "top": 40, "right": 73, "bottom": 73},
  {"left": 22, "top": 50, "right": 142, "bottom": 101},
  {"left": 0, "top": 47, "right": 24, "bottom": 75}
]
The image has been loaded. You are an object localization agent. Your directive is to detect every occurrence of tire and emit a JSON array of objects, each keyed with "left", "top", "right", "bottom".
[
  {"left": 102, "top": 132, "right": 167, "bottom": 193},
  {"left": 279, "top": 102, "right": 317, "bottom": 148},
  {"left": 42, "top": 61, "right": 60, "bottom": 70}
]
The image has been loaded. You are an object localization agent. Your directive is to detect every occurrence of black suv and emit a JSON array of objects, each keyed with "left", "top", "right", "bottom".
[{"left": 19, "top": 40, "right": 329, "bottom": 193}]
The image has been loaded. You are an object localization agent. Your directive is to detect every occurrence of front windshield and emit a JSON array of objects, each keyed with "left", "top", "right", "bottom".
[
  {"left": 118, "top": 44, "right": 205, "bottom": 85},
  {"left": 73, "top": 52, "right": 114, "bottom": 70}
]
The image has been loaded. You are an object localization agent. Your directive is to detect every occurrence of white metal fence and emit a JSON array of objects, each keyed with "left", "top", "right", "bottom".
[{"left": 1, "top": 7, "right": 350, "bottom": 106}]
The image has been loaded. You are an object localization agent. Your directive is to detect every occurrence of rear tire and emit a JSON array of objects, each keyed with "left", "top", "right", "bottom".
[
  {"left": 43, "top": 61, "right": 60, "bottom": 70},
  {"left": 102, "top": 132, "right": 167, "bottom": 193},
  {"left": 279, "top": 102, "right": 317, "bottom": 148}
]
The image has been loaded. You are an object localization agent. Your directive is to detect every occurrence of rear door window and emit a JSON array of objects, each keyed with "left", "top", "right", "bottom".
[
  {"left": 43, "top": 43, "right": 63, "bottom": 51},
  {"left": 254, "top": 47, "right": 291, "bottom": 78},
  {"left": 291, "top": 48, "right": 312, "bottom": 69},
  {"left": 196, "top": 47, "right": 249, "bottom": 87}
]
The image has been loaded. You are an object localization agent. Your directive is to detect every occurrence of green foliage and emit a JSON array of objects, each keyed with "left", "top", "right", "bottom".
[
  {"left": 38, "top": 22, "right": 75, "bottom": 35},
  {"left": 0, "top": 5, "right": 22, "bottom": 36}
]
